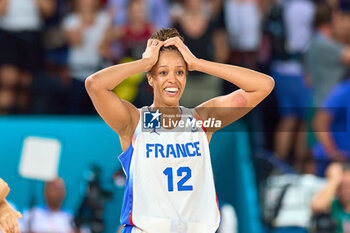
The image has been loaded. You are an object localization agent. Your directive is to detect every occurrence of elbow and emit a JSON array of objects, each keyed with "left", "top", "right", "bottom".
[
  {"left": 262, "top": 75, "right": 275, "bottom": 95},
  {"left": 85, "top": 74, "right": 103, "bottom": 93}
]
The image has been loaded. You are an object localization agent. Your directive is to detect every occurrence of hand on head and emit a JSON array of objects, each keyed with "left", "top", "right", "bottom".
[
  {"left": 163, "top": 37, "right": 198, "bottom": 71},
  {"left": 0, "top": 201, "right": 22, "bottom": 233},
  {"left": 142, "top": 39, "right": 165, "bottom": 71},
  {"left": 142, "top": 37, "right": 198, "bottom": 72}
]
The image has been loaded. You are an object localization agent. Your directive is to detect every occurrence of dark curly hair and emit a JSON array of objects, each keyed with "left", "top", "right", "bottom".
[{"left": 150, "top": 28, "right": 184, "bottom": 52}]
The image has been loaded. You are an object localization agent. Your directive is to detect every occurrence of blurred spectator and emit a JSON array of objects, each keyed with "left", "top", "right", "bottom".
[
  {"left": 0, "top": 178, "right": 22, "bottom": 233},
  {"left": 62, "top": 0, "right": 110, "bottom": 114},
  {"left": 312, "top": 163, "right": 350, "bottom": 233},
  {"left": 107, "top": 0, "right": 170, "bottom": 29},
  {"left": 20, "top": 177, "right": 75, "bottom": 233},
  {"left": 272, "top": 0, "right": 315, "bottom": 170},
  {"left": 313, "top": 79, "right": 350, "bottom": 176},
  {"left": 173, "top": 0, "right": 227, "bottom": 107},
  {"left": 99, "top": 0, "right": 155, "bottom": 107},
  {"left": 119, "top": 0, "right": 154, "bottom": 59},
  {"left": 106, "top": 0, "right": 170, "bottom": 61},
  {"left": 261, "top": 170, "right": 326, "bottom": 233},
  {"left": 224, "top": 0, "right": 261, "bottom": 70},
  {"left": 284, "top": 0, "right": 315, "bottom": 55},
  {"left": 0, "top": 0, "right": 56, "bottom": 114},
  {"left": 305, "top": 2, "right": 350, "bottom": 107}
]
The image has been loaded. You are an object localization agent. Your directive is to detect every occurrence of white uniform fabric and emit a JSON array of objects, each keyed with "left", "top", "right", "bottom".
[
  {"left": 119, "top": 107, "right": 220, "bottom": 233},
  {"left": 0, "top": 0, "right": 41, "bottom": 31},
  {"left": 262, "top": 174, "right": 326, "bottom": 228},
  {"left": 283, "top": 0, "right": 315, "bottom": 53},
  {"left": 19, "top": 206, "right": 74, "bottom": 233},
  {"left": 62, "top": 11, "right": 110, "bottom": 81},
  {"left": 224, "top": 0, "right": 261, "bottom": 51}
]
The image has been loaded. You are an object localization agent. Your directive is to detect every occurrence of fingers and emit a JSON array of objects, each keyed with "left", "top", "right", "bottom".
[
  {"left": 11, "top": 217, "right": 19, "bottom": 233},
  {"left": 15, "top": 211, "right": 22, "bottom": 219},
  {"left": 13, "top": 218, "right": 20, "bottom": 233},
  {"left": 164, "top": 37, "right": 183, "bottom": 46},
  {"left": 0, "top": 222, "right": 6, "bottom": 233},
  {"left": 147, "top": 39, "right": 163, "bottom": 47}
]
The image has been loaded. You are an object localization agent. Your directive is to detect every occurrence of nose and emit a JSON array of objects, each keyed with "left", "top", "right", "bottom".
[{"left": 167, "top": 72, "right": 177, "bottom": 83}]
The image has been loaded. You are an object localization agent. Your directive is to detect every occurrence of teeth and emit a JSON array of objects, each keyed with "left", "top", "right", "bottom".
[{"left": 165, "top": 87, "right": 178, "bottom": 92}]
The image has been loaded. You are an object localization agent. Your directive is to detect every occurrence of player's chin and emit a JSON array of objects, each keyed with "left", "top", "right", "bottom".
[{"left": 162, "top": 91, "right": 182, "bottom": 105}]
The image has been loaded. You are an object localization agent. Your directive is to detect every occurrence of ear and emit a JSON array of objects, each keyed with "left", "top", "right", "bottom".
[{"left": 147, "top": 73, "right": 153, "bottom": 87}]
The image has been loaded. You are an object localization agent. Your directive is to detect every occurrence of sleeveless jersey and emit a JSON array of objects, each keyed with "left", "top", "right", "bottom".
[{"left": 118, "top": 107, "right": 220, "bottom": 233}]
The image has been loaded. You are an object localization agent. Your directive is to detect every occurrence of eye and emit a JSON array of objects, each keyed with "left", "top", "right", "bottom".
[
  {"left": 159, "top": 71, "right": 167, "bottom": 75},
  {"left": 177, "top": 70, "right": 184, "bottom": 75}
]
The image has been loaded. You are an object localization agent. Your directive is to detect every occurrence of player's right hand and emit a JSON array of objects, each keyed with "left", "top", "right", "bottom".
[
  {"left": 0, "top": 201, "right": 22, "bottom": 233},
  {"left": 0, "top": 178, "right": 10, "bottom": 200},
  {"left": 142, "top": 39, "right": 164, "bottom": 72}
]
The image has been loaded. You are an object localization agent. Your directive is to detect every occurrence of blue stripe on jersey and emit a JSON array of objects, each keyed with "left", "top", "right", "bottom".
[
  {"left": 121, "top": 225, "right": 134, "bottom": 233},
  {"left": 118, "top": 143, "right": 134, "bottom": 226}
]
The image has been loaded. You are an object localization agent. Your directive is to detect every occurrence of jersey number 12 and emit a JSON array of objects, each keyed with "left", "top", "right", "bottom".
[{"left": 163, "top": 167, "right": 193, "bottom": 192}]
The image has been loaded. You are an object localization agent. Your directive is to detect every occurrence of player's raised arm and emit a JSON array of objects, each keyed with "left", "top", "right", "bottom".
[
  {"left": 85, "top": 39, "right": 164, "bottom": 149},
  {"left": 163, "top": 37, "right": 275, "bottom": 131},
  {"left": 0, "top": 179, "right": 22, "bottom": 233}
]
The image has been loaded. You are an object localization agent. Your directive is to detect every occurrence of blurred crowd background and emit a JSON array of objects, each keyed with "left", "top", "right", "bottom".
[{"left": 1, "top": 0, "right": 350, "bottom": 232}]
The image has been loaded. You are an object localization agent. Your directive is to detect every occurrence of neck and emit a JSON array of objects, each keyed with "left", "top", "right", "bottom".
[
  {"left": 150, "top": 102, "right": 181, "bottom": 116},
  {"left": 47, "top": 204, "right": 60, "bottom": 212}
]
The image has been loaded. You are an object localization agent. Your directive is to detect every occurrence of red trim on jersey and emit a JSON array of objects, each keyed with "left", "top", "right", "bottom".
[
  {"left": 129, "top": 212, "right": 134, "bottom": 226},
  {"left": 216, "top": 194, "right": 221, "bottom": 216}
]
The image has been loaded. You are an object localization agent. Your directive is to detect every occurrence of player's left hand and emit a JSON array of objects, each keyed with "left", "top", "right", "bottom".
[
  {"left": 163, "top": 37, "right": 198, "bottom": 71},
  {"left": 0, "top": 201, "right": 22, "bottom": 233}
]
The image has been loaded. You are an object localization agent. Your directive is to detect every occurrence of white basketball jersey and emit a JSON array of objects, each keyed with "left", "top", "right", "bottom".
[{"left": 119, "top": 107, "right": 220, "bottom": 233}]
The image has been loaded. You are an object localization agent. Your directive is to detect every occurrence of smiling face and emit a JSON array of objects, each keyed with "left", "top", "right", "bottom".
[{"left": 148, "top": 50, "right": 187, "bottom": 107}]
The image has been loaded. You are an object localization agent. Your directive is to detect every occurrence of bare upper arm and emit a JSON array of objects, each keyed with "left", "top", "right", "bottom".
[
  {"left": 85, "top": 78, "right": 139, "bottom": 150},
  {"left": 195, "top": 88, "right": 268, "bottom": 132}
]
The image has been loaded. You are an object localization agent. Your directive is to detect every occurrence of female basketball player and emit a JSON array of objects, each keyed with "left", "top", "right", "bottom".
[{"left": 86, "top": 28, "right": 274, "bottom": 233}]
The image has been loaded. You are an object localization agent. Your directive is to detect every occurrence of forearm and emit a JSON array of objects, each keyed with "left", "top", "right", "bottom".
[
  {"left": 0, "top": 0, "right": 9, "bottom": 16},
  {"left": 193, "top": 59, "right": 274, "bottom": 93},
  {"left": 314, "top": 111, "right": 337, "bottom": 154},
  {"left": 312, "top": 181, "right": 339, "bottom": 213},
  {"left": 86, "top": 58, "right": 151, "bottom": 91}
]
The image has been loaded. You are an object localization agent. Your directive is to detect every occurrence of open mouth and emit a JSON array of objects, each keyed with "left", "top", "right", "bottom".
[{"left": 164, "top": 87, "right": 179, "bottom": 97}]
